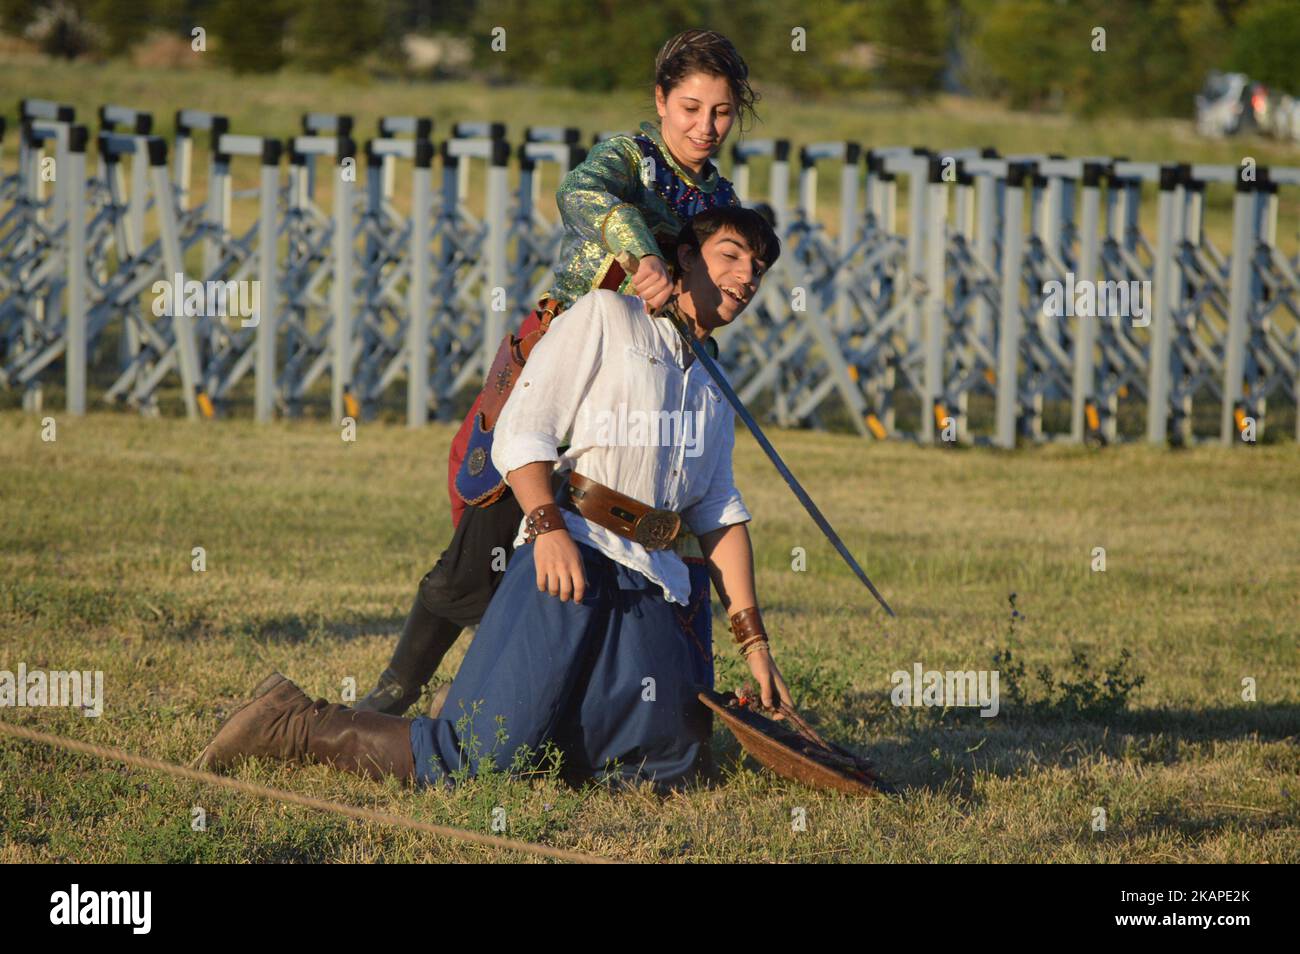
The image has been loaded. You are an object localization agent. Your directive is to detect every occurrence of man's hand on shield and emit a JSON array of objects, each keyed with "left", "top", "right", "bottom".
[{"left": 745, "top": 646, "right": 794, "bottom": 720}]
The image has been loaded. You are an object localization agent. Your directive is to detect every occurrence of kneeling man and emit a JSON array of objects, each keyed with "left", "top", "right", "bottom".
[{"left": 195, "top": 206, "right": 792, "bottom": 790}]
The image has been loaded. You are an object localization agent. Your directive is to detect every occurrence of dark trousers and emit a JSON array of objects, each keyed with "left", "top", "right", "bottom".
[
  {"left": 410, "top": 540, "right": 714, "bottom": 790},
  {"left": 417, "top": 492, "right": 525, "bottom": 628}
]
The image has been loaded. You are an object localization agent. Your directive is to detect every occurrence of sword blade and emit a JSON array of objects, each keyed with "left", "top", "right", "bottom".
[
  {"left": 615, "top": 250, "right": 894, "bottom": 617},
  {"left": 678, "top": 322, "right": 895, "bottom": 617}
]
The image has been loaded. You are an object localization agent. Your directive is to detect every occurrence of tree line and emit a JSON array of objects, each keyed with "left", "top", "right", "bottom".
[{"left": 3, "top": 0, "right": 1297, "bottom": 118}]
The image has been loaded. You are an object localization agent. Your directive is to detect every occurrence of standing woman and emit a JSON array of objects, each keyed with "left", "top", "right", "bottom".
[{"left": 357, "top": 29, "right": 762, "bottom": 715}]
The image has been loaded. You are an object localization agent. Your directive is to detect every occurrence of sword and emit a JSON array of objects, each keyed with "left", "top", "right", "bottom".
[{"left": 616, "top": 251, "right": 895, "bottom": 618}]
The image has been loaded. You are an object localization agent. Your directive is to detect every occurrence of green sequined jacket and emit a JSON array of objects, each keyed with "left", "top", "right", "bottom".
[{"left": 549, "top": 120, "right": 741, "bottom": 308}]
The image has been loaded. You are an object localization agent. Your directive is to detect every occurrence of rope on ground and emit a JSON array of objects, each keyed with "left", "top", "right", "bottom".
[{"left": 0, "top": 719, "right": 612, "bottom": 865}]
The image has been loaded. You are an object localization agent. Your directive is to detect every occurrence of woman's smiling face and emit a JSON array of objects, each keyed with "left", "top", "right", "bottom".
[{"left": 654, "top": 72, "right": 737, "bottom": 176}]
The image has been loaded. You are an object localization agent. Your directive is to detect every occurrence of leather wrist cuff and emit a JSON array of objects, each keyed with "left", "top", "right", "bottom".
[
  {"left": 523, "top": 502, "right": 565, "bottom": 544},
  {"left": 729, "top": 606, "right": 766, "bottom": 645}
]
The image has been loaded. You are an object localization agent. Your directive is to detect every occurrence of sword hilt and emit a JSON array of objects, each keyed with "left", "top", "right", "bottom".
[{"left": 615, "top": 250, "right": 690, "bottom": 335}]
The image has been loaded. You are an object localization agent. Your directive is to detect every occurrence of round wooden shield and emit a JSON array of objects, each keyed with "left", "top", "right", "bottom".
[{"left": 698, "top": 687, "right": 895, "bottom": 796}]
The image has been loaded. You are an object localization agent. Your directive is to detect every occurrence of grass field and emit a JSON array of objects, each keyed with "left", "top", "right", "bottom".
[{"left": 1, "top": 411, "right": 1297, "bottom": 862}]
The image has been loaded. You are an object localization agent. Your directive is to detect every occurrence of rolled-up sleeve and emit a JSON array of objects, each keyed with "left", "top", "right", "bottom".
[
  {"left": 681, "top": 414, "right": 751, "bottom": 536},
  {"left": 491, "top": 292, "right": 606, "bottom": 481}
]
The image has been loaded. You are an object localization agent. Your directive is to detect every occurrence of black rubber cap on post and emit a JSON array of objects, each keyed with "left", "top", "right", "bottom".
[
  {"left": 365, "top": 139, "right": 381, "bottom": 167},
  {"left": 58, "top": 104, "right": 75, "bottom": 122},
  {"left": 489, "top": 121, "right": 505, "bottom": 140},
  {"left": 568, "top": 143, "right": 586, "bottom": 168},
  {"left": 97, "top": 104, "right": 110, "bottom": 128},
  {"left": 957, "top": 169, "right": 973, "bottom": 187},
  {"left": 288, "top": 138, "right": 304, "bottom": 165},
  {"left": 927, "top": 155, "right": 945, "bottom": 183},
  {"left": 337, "top": 136, "right": 356, "bottom": 163},
  {"left": 563, "top": 126, "right": 579, "bottom": 144},
  {"left": 1082, "top": 162, "right": 1103, "bottom": 187},
  {"left": 441, "top": 140, "right": 459, "bottom": 168},
  {"left": 414, "top": 138, "right": 434, "bottom": 169},
  {"left": 262, "top": 137, "right": 282, "bottom": 165},
  {"left": 147, "top": 136, "right": 168, "bottom": 166},
  {"left": 981, "top": 146, "right": 999, "bottom": 158},
  {"left": 416, "top": 118, "right": 433, "bottom": 139},
  {"left": 212, "top": 116, "right": 230, "bottom": 162},
  {"left": 730, "top": 143, "right": 746, "bottom": 165},
  {"left": 517, "top": 142, "right": 534, "bottom": 172},
  {"left": 1005, "top": 162, "right": 1029, "bottom": 188},
  {"left": 338, "top": 115, "right": 354, "bottom": 138},
  {"left": 69, "top": 124, "right": 88, "bottom": 152},
  {"left": 774, "top": 139, "right": 790, "bottom": 162},
  {"left": 1235, "top": 166, "right": 1255, "bottom": 192},
  {"left": 98, "top": 131, "right": 118, "bottom": 164},
  {"left": 175, "top": 109, "right": 189, "bottom": 136},
  {"left": 912, "top": 145, "right": 929, "bottom": 156},
  {"left": 491, "top": 136, "right": 510, "bottom": 166},
  {"left": 799, "top": 146, "right": 813, "bottom": 169},
  {"left": 879, "top": 171, "right": 896, "bottom": 184},
  {"left": 135, "top": 113, "right": 153, "bottom": 135},
  {"left": 868, "top": 153, "right": 884, "bottom": 175},
  {"left": 845, "top": 141, "right": 861, "bottom": 164},
  {"left": 1158, "top": 165, "right": 1179, "bottom": 191}
]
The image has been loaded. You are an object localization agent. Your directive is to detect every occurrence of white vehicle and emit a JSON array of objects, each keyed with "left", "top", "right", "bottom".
[{"left": 1195, "top": 71, "right": 1257, "bottom": 138}]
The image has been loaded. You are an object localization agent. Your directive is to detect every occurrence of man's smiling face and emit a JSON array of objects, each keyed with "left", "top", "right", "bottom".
[{"left": 675, "top": 226, "right": 768, "bottom": 334}]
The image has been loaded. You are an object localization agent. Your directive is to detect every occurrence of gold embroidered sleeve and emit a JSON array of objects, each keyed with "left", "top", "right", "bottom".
[{"left": 556, "top": 137, "right": 661, "bottom": 261}]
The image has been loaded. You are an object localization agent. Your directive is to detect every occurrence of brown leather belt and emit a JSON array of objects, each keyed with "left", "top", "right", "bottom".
[{"left": 557, "top": 471, "right": 682, "bottom": 551}]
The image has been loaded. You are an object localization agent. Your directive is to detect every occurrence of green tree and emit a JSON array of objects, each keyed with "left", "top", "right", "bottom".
[
  {"left": 969, "top": 0, "right": 1078, "bottom": 110},
  {"left": 210, "top": 0, "right": 292, "bottom": 73},
  {"left": 874, "top": 0, "right": 946, "bottom": 98},
  {"left": 289, "top": 0, "right": 384, "bottom": 73},
  {"left": 86, "top": 0, "right": 157, "bottom": 56},
  {"left": 1229, "top": 0, "right": 1300, "bottom": 93}
]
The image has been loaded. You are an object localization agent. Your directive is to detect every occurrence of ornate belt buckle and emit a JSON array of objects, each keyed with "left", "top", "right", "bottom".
[{"left": 633, "top": 508, "right": 681, "bottom": 551}]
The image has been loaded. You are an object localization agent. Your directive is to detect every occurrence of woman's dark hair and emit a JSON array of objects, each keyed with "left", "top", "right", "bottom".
[
  {"left": 674, "top": 205, "right": 781, "bottom": 275},
  {"left": 654, "top": 30, "right": 760, "bottom": 133}
]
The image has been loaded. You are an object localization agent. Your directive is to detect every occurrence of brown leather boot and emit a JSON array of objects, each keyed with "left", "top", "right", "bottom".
[{"left": 193, "top": 673, "right": 415, "bottom": 782}]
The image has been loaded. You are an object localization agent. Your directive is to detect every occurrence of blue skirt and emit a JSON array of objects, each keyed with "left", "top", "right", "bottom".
[{"left": 409, "top": 539, "right": 715, "bottom": 790}]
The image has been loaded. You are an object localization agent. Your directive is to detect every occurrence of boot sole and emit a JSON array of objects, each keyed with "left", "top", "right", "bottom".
[{"left": 191, "top": 672, "right": 291, "bottom": 770}]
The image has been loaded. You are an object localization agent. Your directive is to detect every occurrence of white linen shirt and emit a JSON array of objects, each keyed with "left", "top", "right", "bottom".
[{"left": 490, "top": 289, "right": 751, "bottom": 605}]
